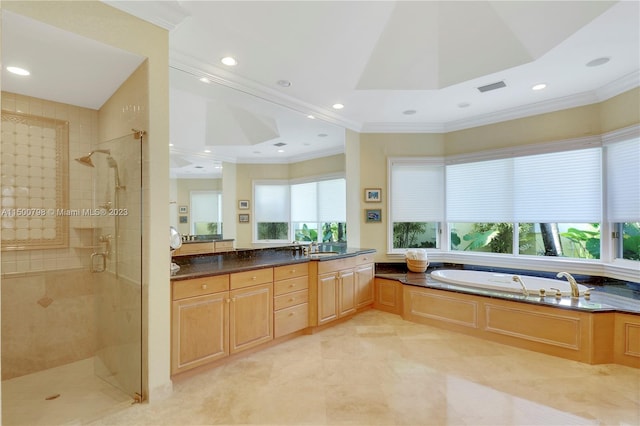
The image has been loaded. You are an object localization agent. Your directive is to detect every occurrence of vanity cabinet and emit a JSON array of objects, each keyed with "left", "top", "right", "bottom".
[
  {"left": 171, "top": 268, "right": 273, "bottom": 375},
  {"left": 273, "top": 263, "right": 309, "bottom": 337},
  {"left": 354, "top": 254, "right": 375, "bottom": 308},
  {"left": 316, "top": 257, "right": 357, "bottom": 325},
  {"left": 171, "top": 275, "right": 230, "bottom": 374}
]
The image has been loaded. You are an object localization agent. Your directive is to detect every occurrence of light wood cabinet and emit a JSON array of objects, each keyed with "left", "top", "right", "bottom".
[
  {"left": 374, "top": 278, "right": 403, "bottom": 314},
  {"left": 355, "top": 257, "right": 375, "bottom": 308},
  {"left": 171, "top": 275, "right": 230, "bottom": 375},
  {"left": 171, "top": 268, "right": 273, "bottom": 375},
  {"left": 273, "top": 263, "right": 309, "bottom": 337},
  {"left": 314, "top": 256, "right": 363, "bottom": 326},
  {"left": 172, "top": 240, "right": 234, "bottom": 256}
]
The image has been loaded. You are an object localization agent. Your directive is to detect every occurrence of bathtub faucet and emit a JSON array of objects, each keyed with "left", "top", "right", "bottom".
[
  {"left": 512, "top": 275, "right": 529, "bottom": 297},
  {"left": 556, "top": 272, "right": 580, "bottom": 298}
]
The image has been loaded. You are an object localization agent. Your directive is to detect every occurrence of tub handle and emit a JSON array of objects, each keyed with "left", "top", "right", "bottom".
[{"left": 549, "top": 287, "right": 562, "bottom": 298}]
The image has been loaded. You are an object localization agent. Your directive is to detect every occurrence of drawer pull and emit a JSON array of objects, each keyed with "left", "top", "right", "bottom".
[
  {"left": 252, "top": 276, "right": 257, "bottom": 280},
  {"left": 201, "top": 284, "right": 207, "bottom": 290},
  {"left": 289, "top": 284, "right": 295, "bottom": 288},
  {"left": 289, "top": 298, "right": 294, "bottom": 302},
  {"left": 289, "top": 312, "right": 295, "bottom": 316},
  {"left": 291, "top": 269, "right": 296, "bottom": 273},
  {"left": 225, "top": 298, "right": 231, "bottom": 304}
]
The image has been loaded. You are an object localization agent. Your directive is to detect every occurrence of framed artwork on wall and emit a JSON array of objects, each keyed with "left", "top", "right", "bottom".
[
  {"left": 238, "top": 200, "right": 250, "bottom": 209},
  {"left": 365, "top": 209, "right": 381, "bottom": 223},
  {"left": 179, "top": 205, "right": 188, "bottom": 214},
  {"left": 364, "top": 188, "right": 381, "bottom": 202},
  {"left": 179, "top": 216, "right": 188, "bottom": 223},
  {"left": 238, "top": 213, "right": 250, "bottom": 223}
]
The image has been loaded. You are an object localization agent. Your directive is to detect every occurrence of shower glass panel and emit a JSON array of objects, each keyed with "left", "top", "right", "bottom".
[{"left": 89, "top": 132, "right": 142, "bottom": 400}]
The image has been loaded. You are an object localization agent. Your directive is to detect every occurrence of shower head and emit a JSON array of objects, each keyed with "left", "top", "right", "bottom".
[{"left": 74, "top": 149, "right": 111, "bottom": 167}]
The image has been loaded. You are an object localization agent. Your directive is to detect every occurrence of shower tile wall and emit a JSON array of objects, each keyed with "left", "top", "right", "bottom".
[{"left": 1, "top": 92, "right": 99, "bottom": 378}]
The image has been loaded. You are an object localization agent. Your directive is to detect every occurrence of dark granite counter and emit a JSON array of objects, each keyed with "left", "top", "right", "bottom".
[
  {"left": 376, "top": 262, "right": 640, "bottom": 315},
  {"left": 171, "top": 244, "right": 375, "bottom": 281}
]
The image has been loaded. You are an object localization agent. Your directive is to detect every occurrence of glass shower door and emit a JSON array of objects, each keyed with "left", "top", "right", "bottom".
[{"left": 89, "top": 132, "right": 142, "bottom": 400}]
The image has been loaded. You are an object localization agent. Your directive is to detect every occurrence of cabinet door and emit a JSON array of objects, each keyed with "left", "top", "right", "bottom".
[
  {"left": 172, "top": 292, "right": 228, "bottom": 375},
  {"left": 338, "top": 269, "right": 356, "bottom": 317},
  {"left": 229, "top": 282, "right": 273, "bottom": 353},
  {"left": 355, "top": 263, "right": 375, "bottom": 308},
  {"left": 318, "top": 272, "right": 338, "bottom": 325}
]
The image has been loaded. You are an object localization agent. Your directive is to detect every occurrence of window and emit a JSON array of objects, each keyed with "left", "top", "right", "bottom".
[
  {"left": 389, "top": 159, "right": 444, "bottom": 251},
  {"left": 254, "top": 182, "right": 289, "bottom": 241},
  {"left": 447, "top": 148, "right": 602, "bottom": 258},
  {"left": 606, "top": 137, "right": 640, "bottom": 261},
  {"left": 190, "top": 191, "right": 222, "bottom": 235},
  {"left": 254, "top": 176, "right": 347, "bottom": 243},
  {"left": 291, "top": 177, "right": 346, "bottom": 243}
]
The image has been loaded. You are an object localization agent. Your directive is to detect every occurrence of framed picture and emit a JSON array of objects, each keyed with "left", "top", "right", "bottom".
[
  {"left": 238, "top": 200, "right": 250, "bottom": 210},
  {"left": 238, "top": 213, "right": 250, "bottom": 223},
  {"left": 179, "top": 215, "right": 188, "bottom": 224},
  {"left": 365, "top": 209, "right": 381, "bottom": 223},
  {"left": 364, "top": 188, "right": 381, "bottom": 202},
  {"left": 178, "top": 205, "right": 188, "bottom": 213}
]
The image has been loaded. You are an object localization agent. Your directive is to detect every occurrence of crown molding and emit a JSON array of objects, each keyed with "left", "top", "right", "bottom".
[
  {"left": 102, "top": 0, "right": 190, "bottom": 30},
  {"left": 595, "top": 70, "right": 640, "bottom": 101}
]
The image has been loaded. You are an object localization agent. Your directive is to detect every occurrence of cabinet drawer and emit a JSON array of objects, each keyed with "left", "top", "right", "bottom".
[
  {"left": 172, "top": 275, "right": 229, "bottom": 300},
  {"left": 173, "top": 242, "right": 214, "bottom": 256},
  {"left": 214, "top": 240, "right": 234, "bottom": 252},
  {"left": 356, "top": 253, "right": 374, "bottom": 266},
  {"left": 274, "top": 289, "right": 308, "bottom": 310},
  {"left": 230, "top": 267, "right": 273, "bottom": 290},
  {"left": 317, "top": 256, "right": 356, "bottom": 275},
  {"left": 274, "top": 262, "right": 309, "bottom": 281},
  {"left": 274, "top": 275, "right": 309, "bottom": 296},
  {"left": 274, "top": 303, "right": 309, "bottom": 338}
]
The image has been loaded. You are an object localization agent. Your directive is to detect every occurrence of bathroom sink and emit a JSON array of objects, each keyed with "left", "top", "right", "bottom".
[{"left": 308, "top": 251, "right": 339, "bottom": 258}]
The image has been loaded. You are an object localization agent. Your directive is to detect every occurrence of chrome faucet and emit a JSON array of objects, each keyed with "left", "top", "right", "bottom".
[
  {"left": 512, "top": 275, "right": 529, "bottom": 297},
  {"left": 556, "top": 272, "right": 580, "bottom": 298}
]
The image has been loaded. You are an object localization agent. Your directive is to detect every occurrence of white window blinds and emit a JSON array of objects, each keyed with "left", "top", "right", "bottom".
[
  {"left": 291, "top": 178, "right": 346, "bottom": 223},
  {"left": 607, "top": 138, "right": 640, "bottom": 222},
  {"left": 446, "top": 148, "right": 601, "bottom": 223},
  {"left": 390, "top": 161, "right": 444, "bottom": 222},
  {"left": 254, "top": 183, "right": 289, "bottom": 222},
  {"left": 291, "top": 182, "right": 317, "bottom": 222},
  {"left": 446, "top": 158, "right": 513, "bottom": 222},
  {"left": 190, "top": 191, "right": 221, "bottom": 230}
]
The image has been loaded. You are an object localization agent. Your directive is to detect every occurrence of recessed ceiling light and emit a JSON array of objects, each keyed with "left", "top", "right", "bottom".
[
  {"left": 277, "top": 149, "right": 285, "bottom": 153},
  {"left": 307, "top": 115, "right": 315, "bottom": 119},
  {"left": 457, "top": 102, "right": 470, "bottom": 108},
  {"left": 586, "top": 57, "right": 610, "bottom": 67},
  {"left": 403, "top": 110, "right": 417, "bottom": 115},
  {"left": 199, "top": 77, "right": 210, "bottom": 84},
  {"left": 169, "top": 143, "right": 174, "bottom": 147},
  {"left": 204, "top": 149, "right": 211, "bottom": 153},
  {"left": 220, "top": 56, "right": 238, "bottom": 66},
  {"left": 277, "top": 80, "right": 291, "bottom": 87},
  {"left": 7, "top": 66, "right": 30, "bottom": 76},
  {"left": 532, "top": 83, "right": 547, "bottom": 91},
  {"left": 332, "top": 103, "right": 344, "bottom": 110}
]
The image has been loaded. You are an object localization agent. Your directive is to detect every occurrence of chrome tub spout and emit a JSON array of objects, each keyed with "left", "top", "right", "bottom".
[
  {"left": 556, "top": 271, "right": 580, "bottom": 298},
  {"left": 512, "top": 275, "right": 529, "bottom": 297}
]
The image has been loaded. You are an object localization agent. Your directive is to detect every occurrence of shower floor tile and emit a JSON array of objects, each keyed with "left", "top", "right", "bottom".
[{"left": 2, "top": 357, "right": 132, "bottom": 425}]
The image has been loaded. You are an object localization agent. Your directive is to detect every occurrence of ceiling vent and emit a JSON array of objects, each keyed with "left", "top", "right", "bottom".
[
  {"left": 477, "top": 81, "right": 506, "bottom": 93},
  {"left": 273, "top": 142, "right": 287, "bottom": 147}
]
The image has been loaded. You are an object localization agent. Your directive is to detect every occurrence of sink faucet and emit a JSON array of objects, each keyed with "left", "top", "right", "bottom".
[
  {"left": 512, "top": 275, "right": 529, "bottom": 297},
  {"left": 556, "top": 272, "right": 580, "bottom": 298}
]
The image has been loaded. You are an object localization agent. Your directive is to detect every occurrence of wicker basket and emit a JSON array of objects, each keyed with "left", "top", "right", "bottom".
[{"left": 406, "top": 259, "right": 429, "bottom": 273}]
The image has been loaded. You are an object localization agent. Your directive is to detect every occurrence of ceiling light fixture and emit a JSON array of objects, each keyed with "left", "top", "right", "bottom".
[
  {"left": 7, "top": 66, "right": 30, "bottom": 76},
  {"left": 332, "top": 103, "right": 344, "bottom": 110},
  {"left": 199, "top": 77, "right": 210, "bottom": 83},
  {"left": 169, "top": 143, "right": 174, "bottom": 147},
  {"left": 220, "top": 56, "right": 238, "bottom": 66},
  {"left": 277, "top": 80, "right": 291, "bottom": 87},
  {"left": 307, "top": 115, "right": 315, "bottom": 119},
  {"left": 204, "top": 149, "right": 211, "bottom": 153},
  {"left": 277, "top": 149, "right": 285, "bottom": 153},
  {"left": 586, "top": 57, "right": 610, "bottom": 67},
  {"left": 532, "top": 83, "right": 547, "bottom": 91}
]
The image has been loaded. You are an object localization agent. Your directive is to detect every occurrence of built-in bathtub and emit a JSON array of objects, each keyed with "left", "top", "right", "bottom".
[{"left": 430, "top": 269, "right": 590, "bottom": 297}]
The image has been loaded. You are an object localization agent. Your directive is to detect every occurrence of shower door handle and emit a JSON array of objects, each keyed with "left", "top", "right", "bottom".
[{"left": 91, "top": 252, "right": 106, "bottom": 273}]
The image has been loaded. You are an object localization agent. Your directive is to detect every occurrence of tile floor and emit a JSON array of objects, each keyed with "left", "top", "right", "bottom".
[
  {"left": 96, "top": 309, "right": 639, "bottom": 426},
  {"left": 4, "top": 309, "right": 640, "bottom": 425}
]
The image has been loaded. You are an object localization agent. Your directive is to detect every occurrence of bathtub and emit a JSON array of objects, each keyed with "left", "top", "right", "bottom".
[{"left": 430, "top": 269, "right": 589, "bottom": 297}]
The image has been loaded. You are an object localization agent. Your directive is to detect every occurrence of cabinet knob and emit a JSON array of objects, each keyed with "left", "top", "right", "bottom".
[
  {"left": 252, "top": 276, "right": 257, "bottom": 280},
  {"left": 225, "top": 298, "right": 231, "bottom": 303},
  {"left": 288, "top": 298, "right": 294, "bottom": 302},
  {"left": 201, "top": 284, "right": 207, "bottom": 290},
  {"left": 289, "top": 312, "right": 295, "bottom": 316},
  {"left": 289, "top": 284, "right": 295, "bottom": 288},
  {"left": 291, "top": 269, "right": 296, "bottom": 273}
]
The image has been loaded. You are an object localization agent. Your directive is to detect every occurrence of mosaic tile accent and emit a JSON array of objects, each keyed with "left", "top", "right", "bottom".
[{"left": 1, "top": 110, "right": 69, "bottom": 250}]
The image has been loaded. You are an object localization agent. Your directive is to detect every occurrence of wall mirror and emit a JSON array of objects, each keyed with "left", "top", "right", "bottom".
[{"left": 169, "top": 66, "right": 346, "bottom": 240}]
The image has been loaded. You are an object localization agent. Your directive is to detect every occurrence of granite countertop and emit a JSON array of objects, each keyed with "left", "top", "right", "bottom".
[
  {"left": 377, "top": 269, "right": 640, "bottom": 315},
  {"left": 171, "top": 245, "right": 375, "bottom": 281},
  {"left": 180, "top": 238, "right": 234, "bottom": 244}
]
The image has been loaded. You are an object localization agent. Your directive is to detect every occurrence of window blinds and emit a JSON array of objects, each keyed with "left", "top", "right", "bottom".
[
  {"left": 446, "top": 148, "right": 601, "bottom": 223},
  {"left": 391, "top": 162, "right": 444, "bottom": 222},
  {"left": 290, "top": 178, "right": 346, "bottom": 223},
  {"left": 254, "top": 183, "right": 289, "bottom": 222},
  {"left": 607, "top": 138, "right": 640, "bottom": 222}
]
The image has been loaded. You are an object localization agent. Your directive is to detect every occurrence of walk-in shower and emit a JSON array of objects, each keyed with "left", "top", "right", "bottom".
[{"left": 75, "top": 149, "right": 125, "bottom": 191}]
